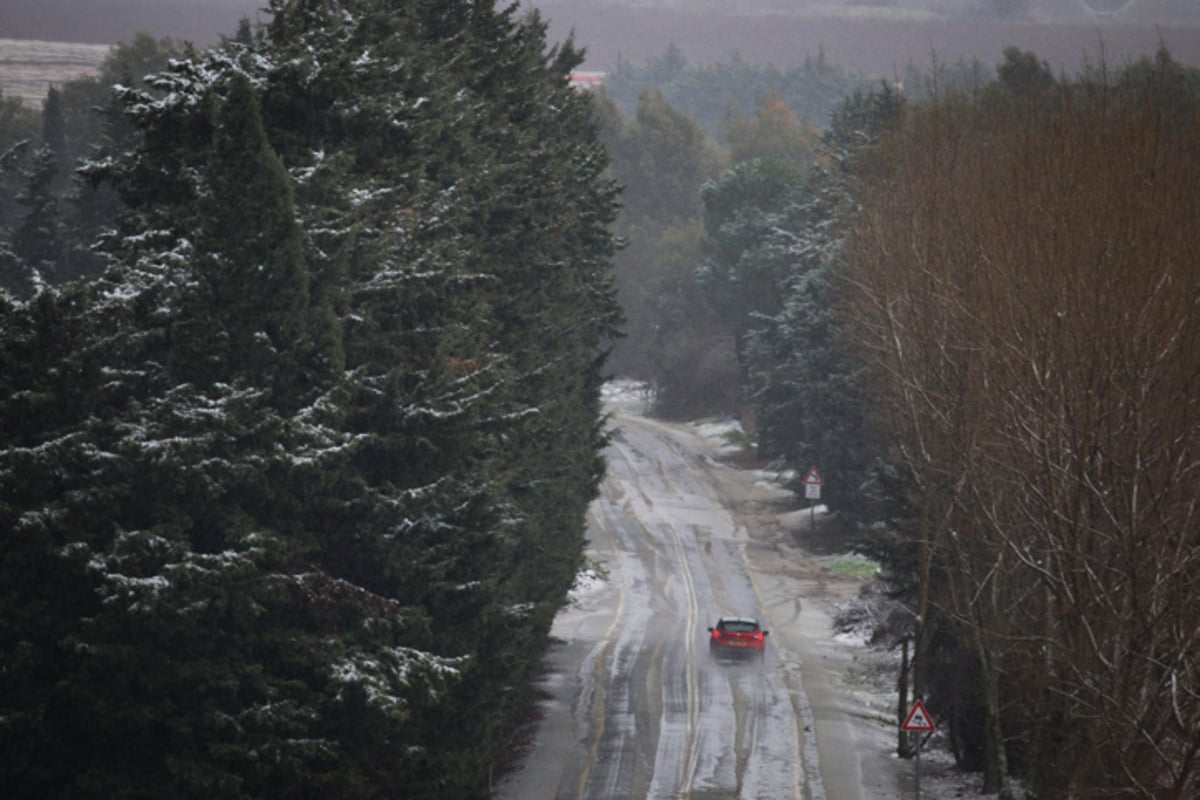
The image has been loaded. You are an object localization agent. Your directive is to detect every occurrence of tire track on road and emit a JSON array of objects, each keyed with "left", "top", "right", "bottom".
[
  {"left": 604, "top": 426, "right": 705, "bottom": 800},
  {"left": 576, "top": 479, "right": 643, "bottom": 800},
  {"left": 578, "top": 415, "right": 813, "bottom": 800}
]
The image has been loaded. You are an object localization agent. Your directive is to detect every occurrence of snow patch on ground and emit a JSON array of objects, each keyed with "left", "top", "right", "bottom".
[
  {"left": 691, "top": 417, "right": 741, "bottom": 440},
  {"left": 832, "top": 628, "right": 871, "bottom": 648},
  {"left": 600, "top": 379, "right": 652, "bottom": 415},
  {"left": 779, "top": 506, "right": 827, "bottom": 530},
  {"left": 567, "top": 566, "right": 606, "bottom": 604}
]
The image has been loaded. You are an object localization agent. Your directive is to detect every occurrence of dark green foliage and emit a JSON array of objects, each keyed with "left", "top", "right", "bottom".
[
  {"left": 822, "top": 81, "right": 906, "bottom": 169},
  {"left": 0, "top": 86, "right": 40, "bottom": 245},
  {"left": 0, "top": 1, "right": 618, "bottom": 797},
  {"left": 748, "top": 86, "right": 904, "bottom": 514},
  {"left": 176, "top": 73, "right": 314, "bottom": 407},
  {"left": 698, "top": 158, "right": 804, "bottom": 356},
  {"left": 696, "top": 144, "right": 880, "bottom": 513},
  {"left": 638, "top": 219, "right": 740, "bottom": 420},
  {"left": 11, "top": 146, "right": 64, "bottom": 285}
]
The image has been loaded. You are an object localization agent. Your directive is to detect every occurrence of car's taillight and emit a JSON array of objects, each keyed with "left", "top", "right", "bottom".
[{"left": 712, "top": 630, "right": 721, "bottom": 640}]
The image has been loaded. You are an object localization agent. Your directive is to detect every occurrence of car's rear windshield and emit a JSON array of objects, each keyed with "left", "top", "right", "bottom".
[{"left": 719, "top": 621, "right": 759, "bottom": 633}]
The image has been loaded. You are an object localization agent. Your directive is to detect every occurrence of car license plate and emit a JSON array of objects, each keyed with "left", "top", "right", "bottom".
[{"left": 731, "top": 641, "right": 747, "bottom": 647}]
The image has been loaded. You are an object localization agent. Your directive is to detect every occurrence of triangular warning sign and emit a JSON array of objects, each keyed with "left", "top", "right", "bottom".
[{"left": 901, "top": 700, "right": 935, "bottom": 732}]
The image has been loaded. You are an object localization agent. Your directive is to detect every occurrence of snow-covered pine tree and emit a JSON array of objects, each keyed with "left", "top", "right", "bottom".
[
  {"left": 732, "top": 86, "right": 903, "bottom": 516},
  {"left": 697, "top": 157, "right": 805, "bottom": 392},
  {"left": 1, "top": 1, "right": 619, "bottom": 797},
  {"left": 257, "top": 2, "right": 620, "bottom": 786},
  {"left": 171, "top": 72, "right": 316, "bottom": 409},
  {"left": 453, "top": 17, "right": 622, "bottom": 749}
]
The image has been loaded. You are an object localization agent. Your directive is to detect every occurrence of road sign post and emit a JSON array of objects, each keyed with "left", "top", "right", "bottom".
[
  {"left": 802, "top": 467, "right": 822, "bottom": 537},
  {"left": 901, "top": 700, "right": 936, "bottom": 800}
]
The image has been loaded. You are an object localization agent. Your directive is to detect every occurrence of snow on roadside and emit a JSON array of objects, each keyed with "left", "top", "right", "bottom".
[
  {"left": 566, "top": 566, "right": 606, "bottom": 607},
  {"left": 600, "top": 378, "right": 652, "bottom": 415},
  {"left": 691, "top": 417, "right": 741, "bottom": 443},
  {"left": 594, "top": 381, "right": 1002, "bottom": 798}
]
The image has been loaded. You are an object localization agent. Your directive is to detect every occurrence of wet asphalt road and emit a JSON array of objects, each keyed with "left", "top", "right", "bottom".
[{"left": 495, "top": 413, "right": 902, "bottom": 800}]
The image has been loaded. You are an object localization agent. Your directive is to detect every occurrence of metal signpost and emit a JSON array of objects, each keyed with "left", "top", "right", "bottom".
[
  {"left": 901, "top": 699, "right": 936, "bottom": 800},
  {"left": 802, "top": 466, "right": 822, "bottom": 536}
]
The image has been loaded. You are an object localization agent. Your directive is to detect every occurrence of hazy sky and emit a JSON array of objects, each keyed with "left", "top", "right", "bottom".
[
  {"left": 5, "top": 1, "right": 1200, "bottom": 48},
  {"left": 3, "top": 0, "right": 1199, "bottom": 77}
]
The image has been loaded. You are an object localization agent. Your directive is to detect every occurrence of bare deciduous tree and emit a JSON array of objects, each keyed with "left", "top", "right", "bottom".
[{"left": 844, "top": 64, "right": 1200, "bottom": 797}]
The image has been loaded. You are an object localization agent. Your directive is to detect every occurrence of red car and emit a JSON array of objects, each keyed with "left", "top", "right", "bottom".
[{"left": 708, "top": 616, "right": 769, "bottom": 659}]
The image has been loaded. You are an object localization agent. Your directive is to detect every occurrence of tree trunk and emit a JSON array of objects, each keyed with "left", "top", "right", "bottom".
[{"left": 977, "top": 643, "right": 1012, "bottom": 798}]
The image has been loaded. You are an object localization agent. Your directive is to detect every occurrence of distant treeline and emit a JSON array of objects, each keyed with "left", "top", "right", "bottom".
[{"left": 535, "top": 2, "right": 1200, "bottom": 78}]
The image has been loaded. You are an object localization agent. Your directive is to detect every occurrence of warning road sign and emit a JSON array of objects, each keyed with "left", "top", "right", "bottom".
[
  {"left": 901, "top": 700, "right": 935, "bottom": 732},
  {"left": 802, "top": 466, "right": 823, "bottom": 485}
]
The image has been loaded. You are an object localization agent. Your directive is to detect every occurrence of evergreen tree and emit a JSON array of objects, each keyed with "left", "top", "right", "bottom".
[
  {"left": 698, "top": 157, "right": 806, "bottom": 377},
  {"left": 691, "top": 84, "right": 904, "bottom": 518},
  {"left": 0, "top": 87, "right": 39, "bottom": 237},
  {"left": 173, "top": 72, "right": 315, "bottom": 408},
  {"left": 750, "top": 85, "right": 903, "bottom": 517},
  {"left": 1, "top": 1, "right": 620, "bottom": 797},
  {"left": 0, "top": 137, "right": 34, "bottom": 295},
  {"left": 40, "top": 87, "right": 69, "bottom": 191},
  {"left": 11, "top": 146, "right": 63, "bottom": 286}
]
